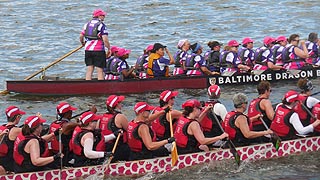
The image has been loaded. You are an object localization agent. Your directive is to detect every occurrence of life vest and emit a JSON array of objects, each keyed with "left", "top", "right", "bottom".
[
  {"left": 247, "top": 98, "right": 269, "bottom": 126},
  {"left": 254, "top": 46, "right": 269, "bottom": 66},
  {"left": 151, "top": 107, "right": 174, "bottom": 140},
  {"left": 205, "top": 50, "right": 220, "bottom": 67},
  {"left": 185, "top": 53, "right": 198, "bottom": 69},
  {"left": 69, "top": 126, "right": 105, "bottom": 156},
  {"left": 272, "top": 45, "right": 282, "bottom": 62},
  {"left": 311, "top": 103, "right": 320, "bottom": 132},
  {"left": 105, "top": 56, "right": 115, "bottom": 74},
  {"left": 219, "top": 51, "right": 234, "bottom": 68},
  {"left": 136, "top": 54, "right": 148, "bottom": 72},
  {"left": 270, "top": 104, "right": 295, "bottom": 139},
  {"left": 99, "top": 112, "right": 127, "bottom": 143},
  {"left": 14, "top": 133, "right": 50, "bottom": 166},
  {"left": 305, "top": 41, "right": 319, "bottom": 64},
  {"left": 127, "top": 120, "right": 156, "bottom": 152},
  {"left": 200, "top": 101, "right": 223, "bottom": 137},
  {"left": 238, "top": 48, "right": 254, "bottom": 67},
  {"left": 49, "top": 119, "right": 68, "bottom": 153},
  {"left": 173, "top": 50, "right": 185, "bottom": 67},
  {"left": 0, "top": 124, "right": 15, "bottom": 157},
  {"left": 109, "top": 58, "right": 122, "bottom": 75},
  {"left": 282, "top": 45, "right": 300, "bottom": 63},
  {"left": 293, "top": 96, "right": 310, "bottom": 126},
  {"left": 174, "top": 116, "right": 198, "bottom": 149},
  {"left": 147, "top": 53, "right": 161, "bottom": 77},
  {"left": 223, "top": 111, "right": 250, "bottom": 145},
  {"left": 84, "top": 18, "right": 102, "bottom": 40}
]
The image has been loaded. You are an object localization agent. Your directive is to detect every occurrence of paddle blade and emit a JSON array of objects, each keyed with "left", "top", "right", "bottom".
[
  {"left": 171, "top": 142, "right": 178, "bottom": 167},
  {"left": 228, "top": 140, "right": 241, "bottom": 166},
  {"left": 271, "top": 133, "right": 281, "bottom": 151}
]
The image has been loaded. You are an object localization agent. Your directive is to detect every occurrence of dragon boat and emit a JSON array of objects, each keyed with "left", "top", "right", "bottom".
[
  {"left": 1, "top": 135, "right": 319, "bottom": 180},
  {"left": 5, "top": 67, "right": 320, "bottom": 96}
]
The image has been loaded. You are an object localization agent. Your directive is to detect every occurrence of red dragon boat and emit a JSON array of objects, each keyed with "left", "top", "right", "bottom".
[
  {"left": 5, "top": 67, "right": 320, "bottom": 96},
  {"left": 1, "top": 136, "right": 319, "bottom": 180}
]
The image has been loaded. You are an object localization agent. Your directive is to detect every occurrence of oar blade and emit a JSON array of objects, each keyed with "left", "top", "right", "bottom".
[
  {"left": 228, "top": 140, "right": 241, "bottom": 166},
  {"left": 271, "top": 133, "right": 281, "bottom": 151},
  {"left": 171, "top": 142, "right": 178, "bottom": 167}
]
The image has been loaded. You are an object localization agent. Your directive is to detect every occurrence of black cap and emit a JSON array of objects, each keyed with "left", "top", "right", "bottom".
[
  {"left": 153, "top": 43, "right": 167, "bottom": 51},
  {"left": 208, "top": 41, "right": 223, "bottom": 49}
]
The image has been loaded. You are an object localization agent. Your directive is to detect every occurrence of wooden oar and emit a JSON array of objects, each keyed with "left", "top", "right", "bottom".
[
  {"left": 71, "top": 110, "right": 91, "bottom": 120},
  {"left": 301, "top": 103, "right": 317, "bottom": 119},
  {"left": 260, "top": 117, "right": 281, "bottom": 151},
  {"left": 104, "top": 133, "right": 121, "bottom": 178},
  {"left": 209, "top": 110, "right": 241, "bottom": 166},
  {"left": 0, "top": 44, "right": 84, "bottom": 95},
  {"left": 169, "top": 111, "right": 178, "bottom": 167}
]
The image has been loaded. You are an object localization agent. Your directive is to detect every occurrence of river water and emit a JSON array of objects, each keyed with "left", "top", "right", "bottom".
[{"left": 0, "top": 0, "right": 320, "bottom": 179}]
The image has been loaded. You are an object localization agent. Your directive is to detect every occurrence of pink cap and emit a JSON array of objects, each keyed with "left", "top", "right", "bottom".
[
  {"left": 160, "top": 90, "right": 179, "bottom": 102},
  {"left": 242, "top": 37, "right": 254, "bottom": 45},
  {"left": 208, "top": 85, "right": 221, "bottom": 97},
  {"left": 79, "top": 112, "right": 101, "bottom": 125},
  {"left": 106, "top": 95, "right": 125, "bottom": 108},
  {"left": 145, "top": 44, "right": 154, "bottom": 52},
  {"left": 5, "top": 106, "right": 26, "bottom": 118},
  {"left": 116, "top": 48, "right": 131, "bottom": 57},
  {"left": 110, "top": 46, "right": 119, "bottom": 53},
  {"left": 263, "top": 36, "right": 276, "bottom": 45},
  {"left": 93, "top": 9, "right": 106, "bottom": 17},
  {"left": 56, "top": 102, "right": 77, "bottom": 114},
  {"left": 227, "top": 40, "right": 240, "bottom": 47},
  {"left": 134, "top": 102, "right": 155, "bottom": 114},
  {"left": 177, "top": 39, "right": 188, "bottom": 49},
  {"left": 276, "top": 36, "right": 287, "bottom": 42},
  {"left": 182, "top": 99, "right": 201, "bottom": 109},
  {"left": 284, "top": 90, "right": 302, "bottom": 103},
  {"left": 24, "top": 116, "right": 46, "bottom": 128}
]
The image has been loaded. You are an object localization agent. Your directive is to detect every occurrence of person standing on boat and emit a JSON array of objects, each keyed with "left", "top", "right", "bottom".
[
  {"left": 282, "top": 34, "right": 309, "bottom": 70},
  {"left": 151, "top": 90, "right": 182, "bottom": 140},
  {"left": 185, "top": 43, "right": 220, "bottom": 76},
  {"left": 135, "top": 44, "right": 154, "bottom": 79},
  {"left": 238, "top": 37, "right": 255, "bottom": 69},
  {"left": 80, "top": 9, "right": 111, "bottom": 80},
  {"left": 247, "top": 81, "right": 275, "bottom": 143},
  {"left": 270, "top": 90, "right": 320, "bottom": 140},
  {"left": 200, "top": 85, "right": 227, "bottom": 140},
  {"left": 14, "top": 115, "right": 61, "bottom": 173},
  {"left": 0, "top": 106, "right": 26, "bottom": 173},
  {"left": 223, "top": 93, "right": 273, "bottom": 146},
  {"left": 204, "top": 41, "right": 223, "bottom": 73},
  {"left": 127, "top": 102, "right": 175, "bottom": 160},
  {"left": 293, "top": 78, "right": 320, "bottom": 126},
  {"left": 99, "top": 95, "right": 130, "bottom": 161},
  {"left": 173, "top": 39, "right": 190, "bottom": 76},
  {"left": 147, "top": 43, "right": 175, "bottom": 78},
  {"left": 305, "top": 32, "right": 320, "bottom": 66},
  {"left": 69, "top": 112, "right": 115, "bottom": 167},
  {"left": 175, "top": 99, "right": 228, "bottom": 154},
  {"left": 271, "top": 36, "right": 288, "bottom": 66},
  {"left": 253, "top": 36, "right": 283, "bottom": 71},
  {"left": 49, "top": 102, "right": 77, "bottom": 166},
  {"left": 219, "top": 40, "right": 251, "bottom": 75}
]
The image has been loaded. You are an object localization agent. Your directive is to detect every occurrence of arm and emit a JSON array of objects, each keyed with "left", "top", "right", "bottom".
[
  {"left": 294, "top": 41, "right": 309, "bottom": 59},
  {"left": 82, "top": 132, "right": 104, "bottom": 159},
  {"left": 165, "top": 48, "right": 175, "bottom": 64},
  {"left": 102, "top": 35, "right": 111, "bottom": 57},
  {"left": 139, "top": 124, "right": 168, "bottom": 151},
  {"left": 114, "top": 114, "right": 129, "bottom": 130},
  {"left": 79, "top": 34, "right": 85, "bottom": 45},
  {"left": 189, "top": 121, "right": 227, "bottom": 145},
  {"left": 289, "top": 113, "right": 320, "bottom": 135},
  {"left": 267, "top": 61, "right": 283, "bottom": 70},
  {"left": 214, "top": 103, "right": 228, "bottom": 121},
  {"left": 236, "top": 115, "right": 271, "bottom": 139},
  {"left": 260, "top": 99, "right": 275, "bottom": 121},
  {"left": 8, "top": 127, "right": 21, "bottom": 141},
  {"left": 28, "top": 139, "right": 55, "bottom": 166},
  {"left": 149, "top": 110, "right": 166, "bottom": 122},
  {"left": 41, "top": 133, "right": 55, "bottom": 142},
  {"left": 198, "top": 104, "right": 213, "bottom": 122},
  {"left": 121, "top": 67, "right": 136, "bottom": 78},
  {"left": 306, "top": 97, "right": 320, "bottom": 109}
]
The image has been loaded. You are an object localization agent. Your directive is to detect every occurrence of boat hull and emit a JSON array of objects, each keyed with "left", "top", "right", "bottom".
[
  {"left": 1, "top": 136, "right": 319, "bottom": 180},
  {"left": 6, "top": 67, "right": 320, "bottom": 95}
]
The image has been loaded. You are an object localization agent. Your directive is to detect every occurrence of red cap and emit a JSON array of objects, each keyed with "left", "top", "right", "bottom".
[
  {"left": 145, "top": 44, "right": 154, "bottom": 52},
  {"left": 208, "top": 85, "right": 221, "bottom": 97},
  {"left": 110, "top": 46, "right": 119, "bottom": 53},
  {"left": 263, "top": 36, "right": 276, "bottom": 45},
  {"left": 182, "top": 99, "right": 201, "bottom": 109},
  {"left": 57, "top": 102, "right": 77, "bottom": 114},
  {"left": 93, "top": 9, "right": 106, "bottom": 17},
  {"left": 284, "top": 90, "right": 302, "bottom": 103},
  {"left": 24, "top": 116, "right": 46, "bottom": 128},
  {"left": 160, "top": 90, "right": 179, "bottom": 102},
  {"left": 134, "top": 102, "right": 155, "bottom": 114},
  {"left": 242, "top": 37, "right": 254, "bottom": 45},
  {"left": 5, "top": 106, "right": 26, "bottom": 118},
  {"left": 79, "top": 112, "right": 101, "bottom": 125},
  {"left": 227, "top": 40, "right": 240, "bottom": 47},
  {"left": 116, "top": 48, "right": 131, "bottom": 57},
  {"left": 276, "top": 36, "right": 287, "bottom": 42},
  {"left": 106, "top": 95, "right": 125, "bottom": 108}
]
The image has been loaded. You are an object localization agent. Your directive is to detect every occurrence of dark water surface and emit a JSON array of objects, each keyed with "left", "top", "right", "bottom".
[{"left": 0, "top": 0, "right": 320, "bottom": 179}]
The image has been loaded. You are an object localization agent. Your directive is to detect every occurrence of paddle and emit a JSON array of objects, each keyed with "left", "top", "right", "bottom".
[
  {"left": 104, "top": 133, "right": 121, "bottom": 178},
  {"left": 260, "top": 117, "right": 281, "bottom": 151},
  {"left": 301, "top": 103, "right": 317, "bottom": 119},
  {"left": 169, "top": 111, "right": 178, "bottom": 166},
  {"left": 71, "top": 110, "right": 91, "bottom": 120},
  {"left": 209, "top": 110, "right": 241, "bottom": 166},
  {"left": 0, "top": 44, "right": 84, "bottom": 95}
]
